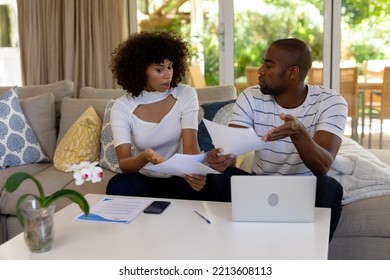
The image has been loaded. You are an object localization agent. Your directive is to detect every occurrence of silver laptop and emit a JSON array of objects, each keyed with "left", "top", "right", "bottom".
[{"left": 231, "top": 175, "right": 317, "bottom": 223}]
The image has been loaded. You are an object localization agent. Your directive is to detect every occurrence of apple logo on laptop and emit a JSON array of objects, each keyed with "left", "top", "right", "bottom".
[{"left": 268, "top": 193, "right": 279, "bottom": 207}]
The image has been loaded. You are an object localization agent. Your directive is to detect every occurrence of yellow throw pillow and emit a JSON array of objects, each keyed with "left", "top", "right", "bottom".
[{"left": 54, "top": 105, "right": 102, "bottom": 172}]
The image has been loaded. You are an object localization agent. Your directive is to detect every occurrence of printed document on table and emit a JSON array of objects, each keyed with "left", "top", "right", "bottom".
[
  {"left": 74, "top": 197, "right": 150, "bottom": 224},
  {"left": 143, "top": 153, "right": 221, "bottom": 177},
  {"left": 203, "top": 118, "right": 265, "bottom": 155}
]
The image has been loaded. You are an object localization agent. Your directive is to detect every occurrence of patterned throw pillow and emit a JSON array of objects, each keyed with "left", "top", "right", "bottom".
[
  {"left": 99, "top": 100, "right": 122, "bottom": 173},
  {"left": 197, "top": 99, "right": 236, "bottom": 152},
  {"left": 0, "top": 87, "right": 48, "bottom": 169},
  {"left": 53, "top": 105, "right": 102, "bottom": 172}
]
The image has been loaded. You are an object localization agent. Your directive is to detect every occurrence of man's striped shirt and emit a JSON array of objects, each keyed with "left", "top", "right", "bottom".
[{"left": 229, "top": 85, "right": 348, "bottom": 175}]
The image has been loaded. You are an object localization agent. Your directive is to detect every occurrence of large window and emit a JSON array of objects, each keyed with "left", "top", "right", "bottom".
[
  {"left": 233, "top": 0, "right": 324, "bottom": 92},
  {"left": 133, "top": 1, "right": 326, "bottom": 88},
  {"left": 0, "top": 0, "right": 21, "bottom": 86},
  {"left": 340, "top": 0, "right": 390, "bottom": 147},
  {"left": 340, "top": 0, "right": 390, "bottom": 67},
  {"left": 135, "top": 0, "right": 220, "bottom": 86},
  {"left": 2, "top": 1, "right": 389, "bottom": 91},
  {"left": 132, "top": 0, "right": 390, "bottom": 147}
]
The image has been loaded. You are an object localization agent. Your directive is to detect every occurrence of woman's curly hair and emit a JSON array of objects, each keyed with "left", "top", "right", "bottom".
[{"left": 110, "top": 30, "right": 190, "bottom": 97}]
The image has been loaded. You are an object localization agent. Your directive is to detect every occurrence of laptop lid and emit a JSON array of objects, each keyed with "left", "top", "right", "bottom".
[{"left": 231, "top": 175, "right": 317, "bottom": 223}]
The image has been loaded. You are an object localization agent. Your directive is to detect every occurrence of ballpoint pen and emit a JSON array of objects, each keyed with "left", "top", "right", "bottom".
[{"left": 194, "top": 210, "right": 211, "bottom": 224}]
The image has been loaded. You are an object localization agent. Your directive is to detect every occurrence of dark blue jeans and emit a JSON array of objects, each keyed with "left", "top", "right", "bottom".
[
  {"left": 107, "top": 168, "right": 342, "bottom": 241},
  {"left": 206, "top": 168, "right": 343, "bottom": 242},
  {"left": 106, "top": 168, "right": 248, "bottom": 201},
  {"left": 106, "top": 172, "right": 207, "bottom": 200}
]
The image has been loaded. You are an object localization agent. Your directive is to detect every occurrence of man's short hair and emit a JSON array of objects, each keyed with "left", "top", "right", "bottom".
[{"left": 271, "top": 38, "right": 312, "bottom": 80}]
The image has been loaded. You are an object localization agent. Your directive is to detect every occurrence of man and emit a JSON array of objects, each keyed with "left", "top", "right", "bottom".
[{"left": 206, "top": 38, "right": 347, "bottom": 241}]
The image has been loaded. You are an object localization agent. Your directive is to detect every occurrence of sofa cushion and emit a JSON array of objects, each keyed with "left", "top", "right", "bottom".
[
  {"left": 80, "top": 84, "right": 237, "bottom": 104},
  {"left": 79, "top": 86, "right": 126, "bottom": 100},
  {"left": 0, "top": 162, "right": 52, "bottom": 208},
  {"left": 20, "top": 93, "right": 56, "bottom": 160},
  {"left": 0, "top": 80, "right": 74, "bottom": 129},
  {"left": 56, "top": 97, "right": 109, "bottom": 144},
  {"left": 197, "top": 99, "right": 236, "bottom": 152},
  {"left": 368, "top": 149, "right": 390, "bottom": 166},
  {"left": 99, "top": 100, "right": 122, "bottom": 173},
  {"left": 195, "top": 85, "right": 237, "bottom": 104},
  {"left": 0, "top": 87, "right": 48, "bottom": 170},
  {"left": 54, "top": 106, "right": 102, "bottom": 172},
  {"left": 335, "top": 194, "right": 390, "bottom": 237}
]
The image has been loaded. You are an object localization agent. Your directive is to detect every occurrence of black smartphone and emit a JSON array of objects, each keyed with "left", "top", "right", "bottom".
[{"left": 143, "top": 201, "right": 171, "bottom": 214}]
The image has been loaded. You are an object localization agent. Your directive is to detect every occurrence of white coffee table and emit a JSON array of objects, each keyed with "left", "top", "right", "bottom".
[{"left": 0, "top": 194, "right": 330, "bottom": 260}]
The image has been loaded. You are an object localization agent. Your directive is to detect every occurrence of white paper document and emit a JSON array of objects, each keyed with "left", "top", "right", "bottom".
[
  {"left": 143, "top": 153, "right": 221, "bottom": 177},
  {"left": 203, "top": 118, "right": 265, "bottom": 155},
  {"left": 74, "top": 197, "right": 150, "bottom": 224}
]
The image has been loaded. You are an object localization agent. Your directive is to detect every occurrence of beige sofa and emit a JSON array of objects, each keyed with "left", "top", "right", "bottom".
[
  {"left": 239, "top": 144, "right": 390, "bottom": 260},
  {"left": 0, "top": 81, "right": 116, "bottom": 243},
  {"left": 329, "top": 146, "right": 390, "bottom": 259},
  {"left": 1, "top": 80, "right": 390, "bottom": 260},
  {"left": 0, "top": 81, "right": 237, "bottom": 244}
]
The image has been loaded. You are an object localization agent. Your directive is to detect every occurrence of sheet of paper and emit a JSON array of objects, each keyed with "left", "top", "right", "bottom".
[
  {"left": 74, "top": 197, "right": 151, "bottom": 224},
  {"left": 203, "top": 118, "right": 265, "bottom": 155},
  {"left": 143, "top": 153, "right": 220, "bottom": 177}
]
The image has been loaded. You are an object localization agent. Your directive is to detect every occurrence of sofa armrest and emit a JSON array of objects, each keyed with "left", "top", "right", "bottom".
[
  {"left": 196, "top": 85, "right": 237, "bottom": 104},
  {"left": 235, "top": 140, "right": 390, "bottom": 175},
  {"left": 368, "top": 149, "right": 390, "bottom": 166}
]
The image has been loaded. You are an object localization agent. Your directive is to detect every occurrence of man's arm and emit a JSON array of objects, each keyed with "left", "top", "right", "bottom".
[{"left": 262, "top": 113, "right": 342, "bottom": 175}]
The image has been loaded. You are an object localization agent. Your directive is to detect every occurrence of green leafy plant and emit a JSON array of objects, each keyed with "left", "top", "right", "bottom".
[{"left": 5, "top": 161, "right": 104, "bottom": 225}]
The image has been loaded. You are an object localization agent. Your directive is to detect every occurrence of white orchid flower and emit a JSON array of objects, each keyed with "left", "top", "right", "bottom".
[{"left": 65, "top": 161, "right": 104, "bottom": 185}]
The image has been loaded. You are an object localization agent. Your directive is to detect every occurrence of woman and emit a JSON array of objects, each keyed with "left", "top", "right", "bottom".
[{"left": 106, "top": 31, "right": 208, "bottom": 200}]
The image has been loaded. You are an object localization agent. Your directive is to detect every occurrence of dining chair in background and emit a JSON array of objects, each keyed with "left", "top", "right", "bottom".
[
  {"left": 246, "top": 66, "right": 259, "bottom": 86},
  {"left": 362, "top": 60, "right": 390, "bottom": 115},
  {"left": 363, "top": 60, "right": 390, "bottom": 82},
  {"left": 187, "top": 63, "right": 206, "bottom": 88},
  {"left": 340, "top": 67, "right": 359, "bottom": 141},
  {"left": 307, "top": 67, "right": 323, "bottom": 85},
  {"left": 369, "top": 66, "right": 390, "bottom": 149},
  {"left": 308, "top": 66, "right": 359, "bottom": 141}
]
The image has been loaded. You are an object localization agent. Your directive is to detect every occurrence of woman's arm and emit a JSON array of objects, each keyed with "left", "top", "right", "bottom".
[
  {"left": 181, "top": 128, "right": 201, "bottom": 154},
  {"left": 115, "top": 144, "right": 164, "bottom": 173}
]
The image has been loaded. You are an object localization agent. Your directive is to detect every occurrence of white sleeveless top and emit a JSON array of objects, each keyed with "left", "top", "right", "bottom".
[{"left": 111, "top": 84, "right": 199, "bottom": 177}]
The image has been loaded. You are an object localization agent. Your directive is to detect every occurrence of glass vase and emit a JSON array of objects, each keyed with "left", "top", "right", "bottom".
[{"left": 20, "top": 199, "right": 55, "bottom": 253}]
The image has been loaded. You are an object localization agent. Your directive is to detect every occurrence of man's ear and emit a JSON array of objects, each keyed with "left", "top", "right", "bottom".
[{"left": 289, "top": 66, "right": 300, "bottom": 80}]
